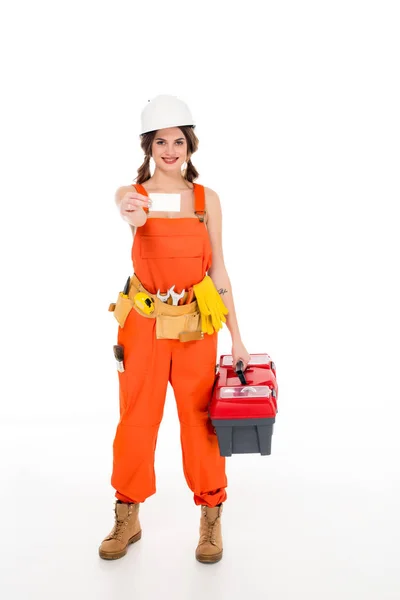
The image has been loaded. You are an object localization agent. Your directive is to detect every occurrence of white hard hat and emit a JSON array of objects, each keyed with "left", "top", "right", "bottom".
[{"left": 140, "top": 94, "right": 195, "bottom": 135}]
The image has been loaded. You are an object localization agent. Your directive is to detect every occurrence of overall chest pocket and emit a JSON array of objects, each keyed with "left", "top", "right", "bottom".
[{"left": 140, "top": 235, "right": 204, "bottom": 259}]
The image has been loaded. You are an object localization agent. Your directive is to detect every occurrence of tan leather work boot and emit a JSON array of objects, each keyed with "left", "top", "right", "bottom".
[
  {"left": 195, "top": 504, "right": 223, "bottom": 563},
  {"left": 98, "top": 501, "right": 142, "bottom": 560}
]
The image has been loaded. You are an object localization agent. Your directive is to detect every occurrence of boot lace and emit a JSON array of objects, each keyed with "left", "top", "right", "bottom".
[
  {"left": 200, "top": 508, "right": 219, "bottom": 545},
  {"left": 208, "top": 521, "right": 217, "bottom": 545},
  {"left": 110, "top": 506, "right": 134, "bottom": 542},
  {"left": 111, "top": 518, "right": 129, "bottom": 542}
]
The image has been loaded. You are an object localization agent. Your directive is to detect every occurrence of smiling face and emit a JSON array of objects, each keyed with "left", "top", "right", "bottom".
[{"left": 151, "top": 127, "right": 188, "bottom": 172}]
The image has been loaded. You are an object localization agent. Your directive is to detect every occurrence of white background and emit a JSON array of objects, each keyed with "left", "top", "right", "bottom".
[{"left": 1, "top": 0, "right": 399, "bottom": 598}]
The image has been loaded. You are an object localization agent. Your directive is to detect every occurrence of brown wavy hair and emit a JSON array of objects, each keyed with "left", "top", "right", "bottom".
[{"left": 134, "top": 126, "right": 199, "bottom": 185}]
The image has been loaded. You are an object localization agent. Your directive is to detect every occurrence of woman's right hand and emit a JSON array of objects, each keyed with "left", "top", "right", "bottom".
[{"left": 120, "top": 191, "right": 152, "bottom": 223}]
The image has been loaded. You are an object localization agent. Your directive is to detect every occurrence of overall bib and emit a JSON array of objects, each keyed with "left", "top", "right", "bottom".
[{"left": 111, "top": 182, "right": 228, "bottom": 508}]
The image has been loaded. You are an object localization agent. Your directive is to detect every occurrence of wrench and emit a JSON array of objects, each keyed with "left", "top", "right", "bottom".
[
  {"left": 157, "top": 285, "right": 185, "bottom": 306},
  {"left": 157, "top": 289, "right": 170, "bottom": 303},
  {"left": 168, "top": 284, "right": 185, "bottom": 306}
]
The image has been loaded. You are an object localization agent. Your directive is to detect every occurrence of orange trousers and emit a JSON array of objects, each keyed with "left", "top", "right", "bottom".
[{"left": 111, "top": 306, "right": 228, "bottom": 507}]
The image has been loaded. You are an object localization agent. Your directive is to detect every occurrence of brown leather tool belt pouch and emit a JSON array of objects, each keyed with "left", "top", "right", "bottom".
[
  {"left": 113, "top": 292, "right": 134, "bottom": 328},
  {"left": 155, "top": 303, "right": 202, "bottom": 340},
  {"left": 110, "top": 274, "right": 147, "bottom": 328},
  {"left": 128, "top": 273, "right": 203, "bottom": 341}
]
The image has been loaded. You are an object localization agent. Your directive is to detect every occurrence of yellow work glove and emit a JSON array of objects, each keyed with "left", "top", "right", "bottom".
[
  {"left": 201, "top": 276, "right": 228, "bottom": 332},
  {"left": 201, "top": 311, "right": 214, "bottom": 336},
  {"left": 207, "top": 281, "right": 229, "bottom": 331},
  {"left": 194, "top": 287, "right": 214, "bottom": 335},
  {"left": 193, "top": 276, "right": 229, "bottom": 334}
]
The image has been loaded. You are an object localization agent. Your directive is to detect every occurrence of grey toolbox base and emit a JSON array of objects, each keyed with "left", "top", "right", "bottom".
[{"left": 212, "top": 417, "right": 276, "bottom": 457}]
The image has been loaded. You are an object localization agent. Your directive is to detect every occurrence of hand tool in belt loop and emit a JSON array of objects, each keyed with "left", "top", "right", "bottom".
[
  {"left": 185, "top": 286, "right": 194, "bottom": 304},
  {"left": 122, "top": 276, "right": 130, "bottom": 296},
  {"left": 169, "top": 285, "right": 185, "bottom": 305},
  {"left": 157, "top": 284, "right": 185, "bottom": 306},
  {"left": 113, "top": 345, "right": 125, "bottom": 372},
  {"left": 131, "top": 273, "right": 155, "bottom": 315},
  {"left": 157, "top": 289, "right": 170, "bottom": 303},
  {"left": 178, "top": 285, "right": 194, "bottom": 305},
  {"left": 133, "top": 292, "right": 155, "bottom": 314}
]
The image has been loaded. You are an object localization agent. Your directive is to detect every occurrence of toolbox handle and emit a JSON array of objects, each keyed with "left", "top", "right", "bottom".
[
  {"left": 216, "top": 359, "right": 249, "bottom": 387},
  {"left": 234, "top": 360, "right": 248, "bottom": 385}
]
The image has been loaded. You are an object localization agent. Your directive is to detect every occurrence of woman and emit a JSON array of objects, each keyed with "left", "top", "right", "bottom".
[{"left": 99, "top": 95, "right": 251, "bottom": 563}]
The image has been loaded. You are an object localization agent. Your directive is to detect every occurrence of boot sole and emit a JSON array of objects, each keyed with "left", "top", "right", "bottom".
[
  {"left": 196, "top": 550, "right": 223, "bottom": 564},
  {"left": 98, "top": 530, "right": 142, "bottom": 560}
]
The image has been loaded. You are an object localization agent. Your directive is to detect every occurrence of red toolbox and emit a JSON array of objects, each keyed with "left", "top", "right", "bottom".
[{"left": 208, "top": 353, "right": 278, "bottom": 456}]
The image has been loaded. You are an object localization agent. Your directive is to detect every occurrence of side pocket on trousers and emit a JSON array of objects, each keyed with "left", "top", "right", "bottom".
[{"left": 113, "top": 293, "right": 133, "bottom": 328}]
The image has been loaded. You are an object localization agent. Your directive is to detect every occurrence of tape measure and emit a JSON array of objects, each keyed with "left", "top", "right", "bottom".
[{"left": 133, "top": 292, "right": 155, "bottom": 315}]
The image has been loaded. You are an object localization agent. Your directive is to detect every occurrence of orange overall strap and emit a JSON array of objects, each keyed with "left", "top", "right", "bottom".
[{"left": 193, "top": 183, "right": 206, "bottom": 222}]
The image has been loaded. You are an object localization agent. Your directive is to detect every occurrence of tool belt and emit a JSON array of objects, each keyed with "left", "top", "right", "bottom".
[{"left": 108, "top": 273, "right": 204, "bottom": 342}]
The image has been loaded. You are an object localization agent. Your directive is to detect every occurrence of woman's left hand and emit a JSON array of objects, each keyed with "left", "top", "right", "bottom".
[{"left": 231, "top": 339, "right": 251, "bottom": 370}]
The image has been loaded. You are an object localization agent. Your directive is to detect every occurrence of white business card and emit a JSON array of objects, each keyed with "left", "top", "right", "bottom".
[{"left": 148, "top": 193, "right": 181, "bottom": 212}]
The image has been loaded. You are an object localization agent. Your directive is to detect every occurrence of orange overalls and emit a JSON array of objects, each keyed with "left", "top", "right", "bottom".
[{"left": 111, "top": 182, "right": 228, "bottom": 508}]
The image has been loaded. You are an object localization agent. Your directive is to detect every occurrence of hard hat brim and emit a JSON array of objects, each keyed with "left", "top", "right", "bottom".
[{"left": 140, "top": 123, "right": 196, "bottom": 136}]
